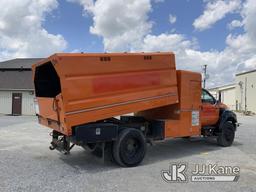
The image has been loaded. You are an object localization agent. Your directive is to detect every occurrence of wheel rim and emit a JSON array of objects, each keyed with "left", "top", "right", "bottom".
[
  {"left": 114, "top": 129, "right": 146, "bottom": 167},
  {"left": 124, "top": 138, "right": 140, "bottom": 158}
]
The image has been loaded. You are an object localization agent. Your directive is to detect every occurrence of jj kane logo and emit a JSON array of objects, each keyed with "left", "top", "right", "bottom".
[
  {"left": 161, "top": 163, "right": 240, "bottom": 183},
  {"left": 161, "top": 163, "right": 188, "bottom": 183}
]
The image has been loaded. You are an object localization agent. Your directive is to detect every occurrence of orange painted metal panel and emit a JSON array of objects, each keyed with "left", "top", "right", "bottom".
[
  {"left": 201, "top": 103, "right": 220, "bottom": 126},
  {"left": 37, "top": 97, "right": 58, "bottom": 121},
  {"left": 32, "top": 52, "right": 179, "bottom": 136},
  {"left": 37, "top": 94, "right": 67, "bottom": 134},
  {"left": 138, "top": 70, "right": 202, "bottom": 138}
]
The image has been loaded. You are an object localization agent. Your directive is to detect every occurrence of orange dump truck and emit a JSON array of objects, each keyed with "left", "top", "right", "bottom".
[{"left": 32, "top": 52, "right": 238, "bottom": 167}]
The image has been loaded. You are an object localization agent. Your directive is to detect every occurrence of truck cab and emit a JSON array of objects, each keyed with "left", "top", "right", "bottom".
[
  {"left": 201, "top": 88, "right": 237, "bottom": 147},
  {"left": 201, "top": 88, "right": 222, "bottom": 126}
]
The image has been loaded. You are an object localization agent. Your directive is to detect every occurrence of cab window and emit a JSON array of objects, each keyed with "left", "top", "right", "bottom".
[{"left": 201, "top": 89, "right": 216, "bottom": 104}]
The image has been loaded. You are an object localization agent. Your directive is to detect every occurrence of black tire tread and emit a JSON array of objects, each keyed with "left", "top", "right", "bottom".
[
  {"left": 217, "top": 121, "right": 235, "bottom": 147},
  {"left": 112, "top": 128, "right": 146, "bottom": 167}
]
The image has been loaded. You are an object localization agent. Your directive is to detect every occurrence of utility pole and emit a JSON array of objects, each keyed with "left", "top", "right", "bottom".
[
  {"left": 245, "top": 77, "right": 247, "bottom": 112},
  {"left": 202, "top": 64, "right": 207, "bottom": 88}
]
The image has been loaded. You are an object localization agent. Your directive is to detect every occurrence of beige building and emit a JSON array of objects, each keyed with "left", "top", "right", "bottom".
[
  {"left": 209, "top": 84, "right": 236, "bottom": 110},
  {"left": 209, "top": 69, "right": 256, "bottom": 113},
  {"left": 236, "top": 70, "right": 256, "bottom": 113}
]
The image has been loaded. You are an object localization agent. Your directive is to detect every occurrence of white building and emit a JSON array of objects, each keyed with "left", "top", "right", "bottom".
[
  {"left": 209, "top": 69, "right": 256, "bottom": 113},
  {"left": 236, "top": 70, "right": 256, "bottom": 113},
  {"left": 0, "top": 58, "right": 42, "bottom": 115},
  {"left": 209, "top": 84, "right": 236, "bottom": 110}
]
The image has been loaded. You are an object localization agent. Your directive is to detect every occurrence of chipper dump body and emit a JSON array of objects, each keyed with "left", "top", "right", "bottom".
[
  {"left": 33, "top": 53, "right": 179, "bottom": 136},
  {"left": 33, "top": 52, "right": 238, "bottom": 167}
]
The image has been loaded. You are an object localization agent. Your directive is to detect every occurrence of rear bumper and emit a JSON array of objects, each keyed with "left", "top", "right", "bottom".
[{"left": 37, "top": 115, "right": 67, "bottom": 135}]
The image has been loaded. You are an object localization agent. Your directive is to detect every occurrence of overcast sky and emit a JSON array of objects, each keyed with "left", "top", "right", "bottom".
[{"left": 0, "top": 0, "right": 255, "bottom": 88}]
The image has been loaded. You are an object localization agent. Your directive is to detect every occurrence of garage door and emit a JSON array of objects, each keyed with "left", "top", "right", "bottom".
[{"left": 0, "top": 91, "right": 12, "bottom": 114}]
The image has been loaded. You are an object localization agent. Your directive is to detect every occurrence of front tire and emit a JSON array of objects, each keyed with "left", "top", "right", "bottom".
[
  {"left": 217, "top": 121, "right": 235, "bottom": 147},
  {"left": 112, "top": 128, "right": 147, "bottom": 167}
]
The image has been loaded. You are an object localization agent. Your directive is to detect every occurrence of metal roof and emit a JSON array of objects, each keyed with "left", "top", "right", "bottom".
[
  {"left": 208, "top": 83, "right": 236, "bottom": 91},
  {"left": 0, "top": 71, "right": 34, "bottom": 90},
  {"left": 236, "top": 69, "right": 256, "bottom": 76},
  {"left": 0, "top": 58, "right": 43, "bottom": 69}
]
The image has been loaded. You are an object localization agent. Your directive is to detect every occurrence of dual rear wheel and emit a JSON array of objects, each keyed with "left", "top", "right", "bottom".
[
  {"left": 112, "top": 128, "right": 147, "bottom": 167},
  {"left": 82, "top": 128, "right": 147, "bottom": 167}
]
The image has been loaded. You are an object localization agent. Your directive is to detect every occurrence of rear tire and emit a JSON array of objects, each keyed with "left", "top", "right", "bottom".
[
  {"left": 217, "top": 121, "right": 235, "bottom": 147},
  {"left": 112, "top": 128, "right": 147, "bottom": 167}
]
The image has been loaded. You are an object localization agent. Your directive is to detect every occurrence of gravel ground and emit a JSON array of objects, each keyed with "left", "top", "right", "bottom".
[
  {"left": 0, "top": 115, "right": 36, "bottom": 128},
  {"left": 0, "top": 114, "right": 255, "bottom": 192}
]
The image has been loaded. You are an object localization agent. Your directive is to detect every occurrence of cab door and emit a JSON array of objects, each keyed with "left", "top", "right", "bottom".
[{"left": 201, "top": 89, "right": 219, "bottom": 126}]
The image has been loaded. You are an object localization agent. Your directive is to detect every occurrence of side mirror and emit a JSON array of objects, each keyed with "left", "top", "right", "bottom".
[{"left": 211, "top": 98, "right": 218, "bottom": 105}]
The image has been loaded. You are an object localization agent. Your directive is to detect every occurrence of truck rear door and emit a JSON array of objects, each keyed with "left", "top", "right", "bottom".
[{"left": 33, "top": 61, "right": 66, "bottom": 134}]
